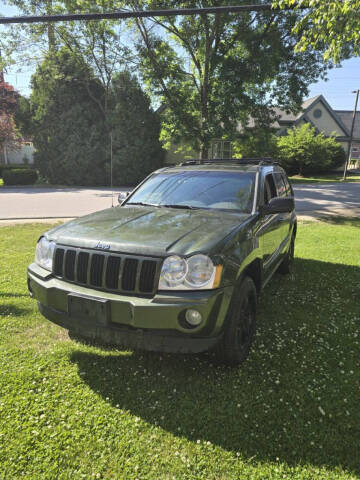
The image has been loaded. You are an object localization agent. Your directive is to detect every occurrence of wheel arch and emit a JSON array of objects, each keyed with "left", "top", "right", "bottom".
[{"left": 242, "top": 258, "right": 262, "bottom": 296}]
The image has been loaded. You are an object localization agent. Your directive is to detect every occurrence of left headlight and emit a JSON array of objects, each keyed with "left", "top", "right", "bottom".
[
  {"left": 35, "top": 237, "right": 56, "bottom": 271},
  {"left": 158, "top": 254, "right": 223, "bottom": 290}
]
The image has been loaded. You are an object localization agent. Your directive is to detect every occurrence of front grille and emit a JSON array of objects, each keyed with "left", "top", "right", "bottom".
[{"left": 53, "top": 247, "right": 160, "bottom": 295}]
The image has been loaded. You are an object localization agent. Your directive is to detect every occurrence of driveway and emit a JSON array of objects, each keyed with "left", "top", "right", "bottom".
[{"left": 0, "top": 183, "right": 358, "bottom": 221}]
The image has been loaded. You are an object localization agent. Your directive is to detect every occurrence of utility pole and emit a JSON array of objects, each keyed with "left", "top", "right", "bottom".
[{"left": 343, "top": 89, "right": 359, "bottom": 180}]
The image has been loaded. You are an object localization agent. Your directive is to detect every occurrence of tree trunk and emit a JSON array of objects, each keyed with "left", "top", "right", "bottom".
[
  {"left": 46, "top": 0, "right": 55, "bottom": 50},
  {"left": 200, "top": 143, "right": 208, "bottom": 161}
]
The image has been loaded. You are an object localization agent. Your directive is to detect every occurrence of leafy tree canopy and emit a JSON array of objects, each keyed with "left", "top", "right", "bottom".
[
  {"left": 31, "top": 48, "right": 108, "bottom": 185},
  {"left": 132, "top": 0, "right": 331, "bottom": 158},
  {"left": 273, "top": 0, "right": 360, "bottom": 63},
  {"left": 31, "top": 48, "right": 163, "bottom": 185},
  {"left": 110, "top": 71, "right": 165, "bottom": 185}
]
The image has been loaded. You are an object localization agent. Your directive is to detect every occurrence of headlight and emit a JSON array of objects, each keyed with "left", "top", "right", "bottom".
[
  {"left": 35, "top": 237, "right": 55, "bottom": 271},
  {"left": 160, "top": 255, "right": 187, "bottom": 286},
  {"left": 159, "top": 254, "right": 222, "bottom": 290},
  {"left": 185, "top": 255, "right": 215, "bottom": 288}
]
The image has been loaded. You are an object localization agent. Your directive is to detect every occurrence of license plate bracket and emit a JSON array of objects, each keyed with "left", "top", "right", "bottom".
[{"left": 68, "top": 294, "right": 110, "bottom": 326}]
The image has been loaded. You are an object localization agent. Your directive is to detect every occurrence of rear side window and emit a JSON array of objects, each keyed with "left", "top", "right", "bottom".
[
  {"left": 282, "top": 174, "right": 293, "bottom": 196},
  {"left": 274, "top": 173, "right": 287, "bottom": 197},
  {"left": 263, "top": 174, "right": 277, "bottom": 204}
]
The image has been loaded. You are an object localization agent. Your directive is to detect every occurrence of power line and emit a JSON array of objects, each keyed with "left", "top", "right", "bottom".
[{"left": 0, "top": 4, "right": 290, "bottom": 24}]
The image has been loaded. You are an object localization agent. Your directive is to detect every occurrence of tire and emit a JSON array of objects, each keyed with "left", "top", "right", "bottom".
[
  {"left": 217, "top": 276, "right": 257, "bottom": 366},
  {"left": 278, "top": 233, "right": 295, "bottom": 274}
]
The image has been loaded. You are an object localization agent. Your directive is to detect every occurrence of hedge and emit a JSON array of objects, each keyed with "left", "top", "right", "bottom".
[
  {"left": 0, "top": 164, "right": 35, "bottom": 177},
  {"left": 2, "top": 168, "right": 38, "bottom": 186}
]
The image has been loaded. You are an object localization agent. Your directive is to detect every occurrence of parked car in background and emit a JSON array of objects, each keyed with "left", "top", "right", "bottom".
[{"left": 28, "top": 158, "right": 296, "bottom": 365}]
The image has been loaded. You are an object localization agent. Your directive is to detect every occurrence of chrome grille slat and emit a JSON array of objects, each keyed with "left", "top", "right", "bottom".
[{"left": 52, "top": 247, "right": 160, "bottom": 295}]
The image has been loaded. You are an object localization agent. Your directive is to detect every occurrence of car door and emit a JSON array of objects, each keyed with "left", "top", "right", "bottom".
[
  {"left": 273, "top": 172, "right": 291, "bottom": 250},
  {"left": 256, "top": 172, "right": 283, "bottom": 274}
]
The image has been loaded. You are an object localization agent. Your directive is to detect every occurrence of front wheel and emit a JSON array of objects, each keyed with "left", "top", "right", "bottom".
[{"left": 217, "top": 276, "right": 257, "bottom": 366}]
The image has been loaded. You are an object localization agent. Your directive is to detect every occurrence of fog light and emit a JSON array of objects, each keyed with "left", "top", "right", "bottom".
[{"left": 185, "top": 309, "right": 202, "bottom": 326}]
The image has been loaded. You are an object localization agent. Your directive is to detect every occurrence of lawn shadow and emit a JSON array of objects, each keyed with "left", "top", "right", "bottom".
[
  {"left": 0, "top": 304, "right": 30, "bottom": 317},
  {"left": 0, "top": 292, "right": 29, "bottom": 299},
  {"left": 69, "top": 257, "right": 360, "bottom": 475},
  {"left": 315, "top": 216, "right": 360, "bottom": 226}
]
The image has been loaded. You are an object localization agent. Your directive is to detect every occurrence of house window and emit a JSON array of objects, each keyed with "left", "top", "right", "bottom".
[
  {"left": 210, "top": 141, "right": 233, "bottom": 159},
  {"left": 313, "top": 108, "right": 322, "bottom": 119}
]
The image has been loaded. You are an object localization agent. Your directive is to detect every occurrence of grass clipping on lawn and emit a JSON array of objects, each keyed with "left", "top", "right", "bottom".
[{"left": 0, "top": 220, "right": 359, "bottom": 480}]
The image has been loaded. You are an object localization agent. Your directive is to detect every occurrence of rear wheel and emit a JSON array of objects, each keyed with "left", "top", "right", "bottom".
[
  {"left": 278, "top": 233, "right": 295, "bottom": 274},
  {"left": 217, "top": 276, "right": 257, "bottom": 366}
]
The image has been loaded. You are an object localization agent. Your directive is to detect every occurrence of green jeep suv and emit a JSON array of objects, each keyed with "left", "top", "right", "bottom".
[{"left": 27, "top": 159, "right": 296, "bottom": 365}]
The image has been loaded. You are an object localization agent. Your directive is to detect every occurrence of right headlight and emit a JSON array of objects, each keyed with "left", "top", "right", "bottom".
[{"left": 158, "top": 254, "right": 223, "bottom": 290}]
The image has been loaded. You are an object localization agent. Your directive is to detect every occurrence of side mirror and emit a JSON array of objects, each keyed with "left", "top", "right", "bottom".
[
  {"left": 260, "top": 196, "right": 295, "bottom": 215},
  {"left": 118, "top": 191, "right": 130, "bottom": 204}
]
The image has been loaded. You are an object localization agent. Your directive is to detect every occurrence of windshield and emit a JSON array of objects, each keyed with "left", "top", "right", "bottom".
[{"left": 126, "top": 170, "right": 256, "bottom": 213}]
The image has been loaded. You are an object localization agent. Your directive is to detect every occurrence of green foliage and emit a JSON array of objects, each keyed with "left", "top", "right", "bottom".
[
  {"left": 14, "top": 96, "right": 34, "bottom": 139},
  {"left": 233, "top": 129, "right": 279, "bottom": 158},
  {"left": 110, "top": 72, "right": 165, "bottom": 185},
  {"left": 273, "top": 0, "right": 360, "bottom": 64},
  {"left": 31, "top": 49, "right": 163, "bottom": 186},
  {"left": 31, "top": 49, "right": 108, "bottom": 186},
  {"left": 2, "top": 168, "right": 38, "bottom": 185},
  {"left": 134, "top": 1, "right": 330, "bottom": 158},
  {"left": 0, "top": 164, "right": 33, "bottom": 177},
  {"left": 277, "top": 123, "right": 346, "bottom": 175}
]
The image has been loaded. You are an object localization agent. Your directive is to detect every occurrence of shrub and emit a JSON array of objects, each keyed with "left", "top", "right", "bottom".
[
  {"left": 2, "top": 168, "right": 38, "bottom": 185},
  {"left": 277, "top": 124, "right": 346, "bottom": 175},
  {"left": 0, "top": 164, "right": 34, "bottom": 177}
]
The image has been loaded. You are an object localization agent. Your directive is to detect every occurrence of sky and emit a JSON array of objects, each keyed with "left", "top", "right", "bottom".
[{"left": 1, "top": 3, "right": 360, "bottom": 112}]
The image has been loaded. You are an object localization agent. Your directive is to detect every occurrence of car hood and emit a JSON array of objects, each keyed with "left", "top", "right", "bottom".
[{"left": 47, "top": 205, "right": 252, "bottom": 257}]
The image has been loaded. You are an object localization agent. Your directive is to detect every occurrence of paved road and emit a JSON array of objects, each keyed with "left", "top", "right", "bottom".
[
  {"left": 0, "top": 187, "right": 128, "bottom": 220},
  {"left": 0, "top": 183, "right": 358, "bottom": 220},
  {"left": 292, "top": 182, "right": 359, "bottom": 213}
]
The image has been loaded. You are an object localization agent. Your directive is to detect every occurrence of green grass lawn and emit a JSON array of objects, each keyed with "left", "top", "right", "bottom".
[
  {"left": 1, "top": 221, "right": 359, "bottom": 480},
  {"left": 289, "top": 173, "right": 360, "bottom": 184}
]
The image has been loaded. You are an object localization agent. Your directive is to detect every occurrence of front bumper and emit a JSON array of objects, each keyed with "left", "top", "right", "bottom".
[{"left": 28, "top": 263, "right": 233, "bottom": 353}]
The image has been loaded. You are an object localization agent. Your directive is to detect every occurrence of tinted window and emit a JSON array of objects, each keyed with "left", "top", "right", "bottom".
[
  {"left": 282, "top": 174, "right": 293, "bottom": 196},
  {"left": 264, "top": 174, "right": 277, "bottom": 204},
  {"left": 126, "top": 171, "right": 256, "bottom": 213},
  {"left": 274, "top": 173, "right": 287, "bottom": 197}
]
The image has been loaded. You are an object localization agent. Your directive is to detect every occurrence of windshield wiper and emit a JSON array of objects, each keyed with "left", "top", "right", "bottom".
[
  {"left": 126, "top": 202, "right": 160, "bottom": 207},
  {"left": 161, "top": 204, "right": 202, "bottom": 210}
]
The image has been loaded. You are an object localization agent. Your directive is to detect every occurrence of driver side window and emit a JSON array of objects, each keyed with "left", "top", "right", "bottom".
[{"left": 263, "top": 174, "right": 277, "bottom": 204}]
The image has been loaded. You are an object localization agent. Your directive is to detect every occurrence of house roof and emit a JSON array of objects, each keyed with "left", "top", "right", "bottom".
[{"left": 334, "top": 111, "right": 360, "bottom": 141}]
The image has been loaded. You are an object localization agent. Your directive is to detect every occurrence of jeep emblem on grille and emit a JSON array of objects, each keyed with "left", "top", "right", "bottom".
[{"left": 95, "top": 241, "right": 111, "bottom": 250}]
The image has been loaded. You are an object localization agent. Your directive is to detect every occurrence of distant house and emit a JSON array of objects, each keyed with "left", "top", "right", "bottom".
[
  {"left": 164, "top": 95, "right": 360, "bottom": 167},
  {"left": 0, "top": 71, "right": 35, "bottom": 167},
  {"left": 274, "top": 95, "right": 360, "bottom": 163}
]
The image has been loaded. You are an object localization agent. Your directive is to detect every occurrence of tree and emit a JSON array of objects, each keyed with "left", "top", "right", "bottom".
[
  {"left": 0, "top": 72, "right": 21, "bottom": 158},
  {"left": 110, "top": 71, "right": 164, "bottom": 185},
  {"left": 273, "top": 0, "right": 360, "bottom": 63},
  {"left": 131, "top": 0, "right": 330, "bottom": 159},
  {"left": 276, "top": 123, "right": 346, "bottom": 175},
  {"left": 14, "top": 96, "right": 33, "bottom": 138},
  {"left": 31, "top": 49, "right": 108, "bottom": 185},
  {"left": 31, "top": 49, "right": 164, "bottom": 185}
]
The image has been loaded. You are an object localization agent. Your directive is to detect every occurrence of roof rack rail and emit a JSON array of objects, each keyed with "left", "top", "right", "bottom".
[{"left": 179, "top": 157, "right": 279, "bottom": 166}]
